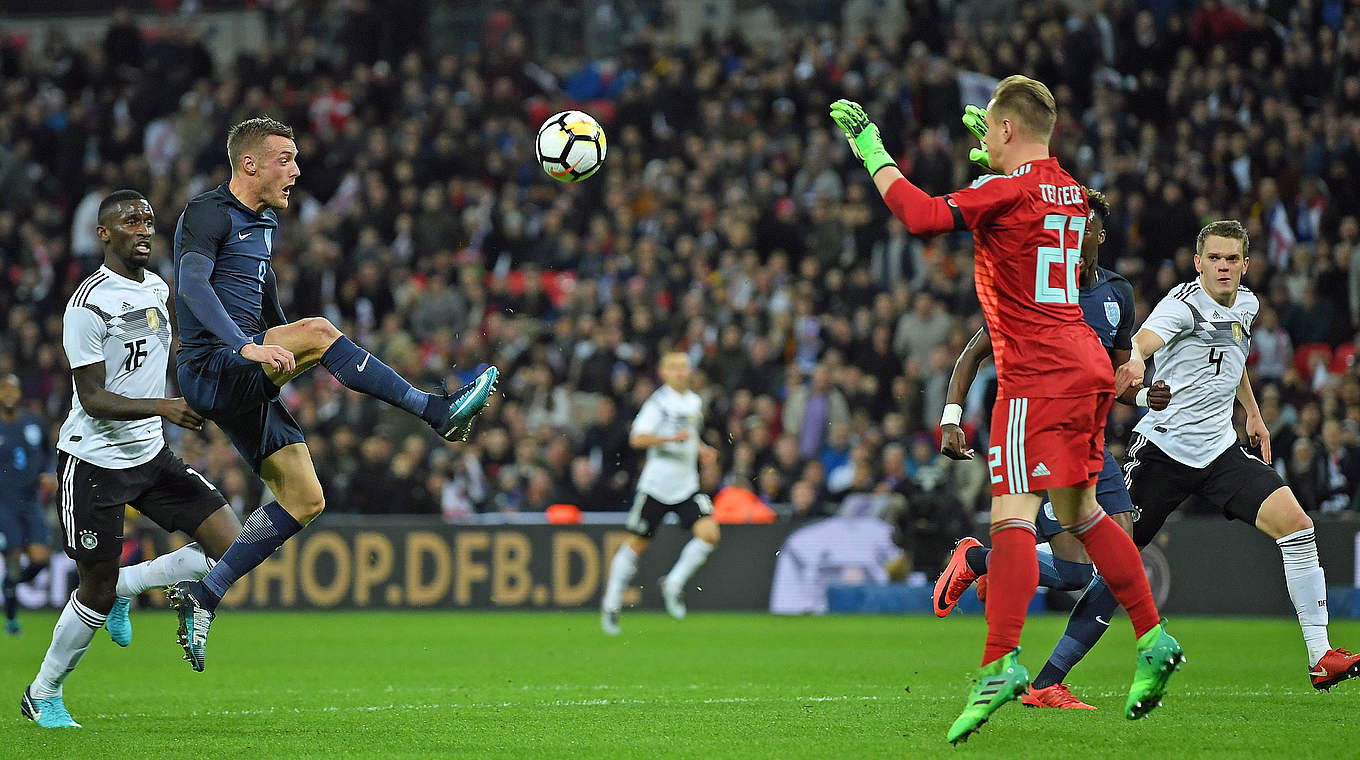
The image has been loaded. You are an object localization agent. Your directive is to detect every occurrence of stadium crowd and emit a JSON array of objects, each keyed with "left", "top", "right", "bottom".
[{"left": 1, "top": 0, "right": 1359, "bottom": 545}]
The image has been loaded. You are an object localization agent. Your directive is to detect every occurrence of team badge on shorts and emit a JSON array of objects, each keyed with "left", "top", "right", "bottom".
[{"left": 80, "top": 531, "right": 98, "bottom": 550}]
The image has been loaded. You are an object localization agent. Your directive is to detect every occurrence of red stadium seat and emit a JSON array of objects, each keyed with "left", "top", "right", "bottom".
[
  {"left": 545, "top": 504, "right": 583, "bottom": 524},
  {"left": 1294, "top": 343, "right": 1333, "bottom": 378},
  {"left": 712, "top": 486, "right": 777, "bottom": 524}
]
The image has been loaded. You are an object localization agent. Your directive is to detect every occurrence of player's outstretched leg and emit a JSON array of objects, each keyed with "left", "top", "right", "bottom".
[
  {"left": 947, "top": 648, "right": 1029, "bottom": 744},
  {"left": 107, "top": 543, "right": 213, "bottom": 647},
  {"left": 319, "top": 332, "right": 498, "bottom": 442},
  {"left": 1025, "top": 574, "right": 1118, "bottom": 709},
  {"left": 269, "top": 318, "right": 499, "bottom": 442}
]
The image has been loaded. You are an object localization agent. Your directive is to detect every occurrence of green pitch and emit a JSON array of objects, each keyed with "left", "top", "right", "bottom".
[{"left": 1, "top": 611, "right": 1356, "bottom": 758}]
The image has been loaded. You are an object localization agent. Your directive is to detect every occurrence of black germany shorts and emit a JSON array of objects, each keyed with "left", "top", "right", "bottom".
[
  {"left": 1123, "top": 433, "right": 1287, "bottom": 547},
  {"left": 625, "top": 492, "right": 714, "bottom": 539},
  {"left": 56, "top": 446, "right": 227, "bottom": 563}
]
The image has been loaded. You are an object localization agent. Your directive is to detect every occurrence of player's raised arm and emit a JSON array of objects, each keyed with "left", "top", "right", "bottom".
[
  {"left": 829, "top": 100, "right": 965, "bottom": 237},
  {"left": 939, "top": 327, "right": 993, "bottom": 460}
]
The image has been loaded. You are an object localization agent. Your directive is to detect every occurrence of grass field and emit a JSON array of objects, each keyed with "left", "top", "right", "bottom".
[{"left": 1, "top": 610, "right": 1356, "bottom": 758}]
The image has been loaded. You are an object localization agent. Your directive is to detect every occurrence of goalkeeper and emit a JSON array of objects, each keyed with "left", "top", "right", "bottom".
[{"left": 830, "top": 82, "right": 1182, "bottom": 746}]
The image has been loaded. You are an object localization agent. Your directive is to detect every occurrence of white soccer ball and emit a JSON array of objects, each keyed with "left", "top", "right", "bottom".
[{"left": 536, "top": 110, "right": 607, "bottom": 182}]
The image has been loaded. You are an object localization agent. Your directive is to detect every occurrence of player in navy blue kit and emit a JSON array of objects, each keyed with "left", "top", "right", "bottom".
[
  {"left": 166, "top": 117, "right": 499, "bottom": 671},
  {"left": 932, "top": 189, "right": 1172, "bottom": 708},
  {"left": 0, "top": 374, "right": 53, "bottom": 636}
]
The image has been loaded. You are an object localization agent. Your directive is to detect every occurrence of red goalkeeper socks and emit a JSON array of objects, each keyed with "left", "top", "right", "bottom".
[
  {"left": 1066, "top": 510, "right": 1159, "bottom": 637},
  {"left": 982, "top": 520, "right": 1039, "bottom": 666}
]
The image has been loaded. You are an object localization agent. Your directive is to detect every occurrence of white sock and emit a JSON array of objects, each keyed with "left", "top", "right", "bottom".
[
  {"left": 602, "top": 544, "right": 639, "bottom": 613},
  {"left": 667, "top": 538, "right": 716, "bottom": 589},
  {"left": 31, "top": 592, "right": 106, "bottom": 699},
  {"left": 116, "top": 543, "right": 214, "bottom": 598},
  {"left": 1277, "top": 528, "right": 1332, "bottom": 666}
]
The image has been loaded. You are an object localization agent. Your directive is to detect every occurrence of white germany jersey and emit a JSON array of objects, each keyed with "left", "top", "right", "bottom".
[
  {"left": 632, "top": 384, "right": 703, "bottom": 504},
  {"left": 59, "top": 266, "right": 172, "bottom": 469},
  {"left": 1134, "top": 280, "right": 1258, "bottom": 468}
]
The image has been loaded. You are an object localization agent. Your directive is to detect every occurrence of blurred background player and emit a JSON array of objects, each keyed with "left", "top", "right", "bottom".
[
  {"left": 1116, "top": 220, "right": 1360, "bottom": 691},
  {"left": 831, "top": 76, "right": 1181, "bottom": 744},
  {"left": 601, "top": 352, "right": 719, "bottom": 635},
  {"left": 0, "top": 373, "right": 54, "bottom": 636},
  {"left": 23, "top": 190, "right": 244, "bottom": 728},
  {"left": 166, "top": 117, "right": 499, "bottom": 671},
  {"left": 934, "top": 185, "right": 1172, "bottom": 709}
]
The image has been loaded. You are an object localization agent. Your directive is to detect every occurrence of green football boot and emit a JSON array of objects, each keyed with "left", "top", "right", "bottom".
[
  {"left": 947, "top": 647, "right": 1029, "bottom": 745},
  {"left": 1126, "top": 620, "right": 1184, "bottom": 719}
]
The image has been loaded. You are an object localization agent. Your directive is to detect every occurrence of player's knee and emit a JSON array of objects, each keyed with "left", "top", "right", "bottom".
[
  {"left": 1284, "top": 507, "right": 1313, "bottom": 535},
  {"left": 696, "top": 523, "right": 720, "bottom": 545},
  {"left": 77, "top": 574, "right": 118, "bottom": 613},
  {"left": 1260, "top": 488, "right": 1312, "bottom": 538},
  {"left": 294, "top": 494, "right": 326, "bottom": 523},
  {"left": 301, "top": 316, "right": 341, "bottom": 349}
]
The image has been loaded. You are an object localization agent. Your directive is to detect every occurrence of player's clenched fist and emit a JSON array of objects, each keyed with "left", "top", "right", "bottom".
[
  {"left": 1146, "top": 380, "right": 1171, "bottom": 411},
  {"left": 240, "top": 342, "right": 296, "bottom": 373}
]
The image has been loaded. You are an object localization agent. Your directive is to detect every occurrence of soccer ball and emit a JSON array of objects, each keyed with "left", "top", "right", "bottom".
[{"left": 536, "top": 110, "right": 607, "bottom": 182}]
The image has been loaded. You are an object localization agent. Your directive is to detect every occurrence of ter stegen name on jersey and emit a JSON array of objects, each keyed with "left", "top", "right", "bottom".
[
  {"left": 59, "top": 266, "right": 173, "bottom": 469},
  {"left": 1135, "top": 280, "right": 1258, "bottom": 468}
]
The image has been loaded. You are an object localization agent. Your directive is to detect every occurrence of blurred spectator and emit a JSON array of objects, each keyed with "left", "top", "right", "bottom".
[{"left": 1317, "top": 419, "right": 1360, "bottom": 514}]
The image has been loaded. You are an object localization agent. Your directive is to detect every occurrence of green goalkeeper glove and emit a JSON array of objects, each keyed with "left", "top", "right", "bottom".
[
  {"left": 829, "top": 99, "right": 896, "bottom": 176},
  {"left": 962, "top": 104, "right": 995, "bottom": 173}
]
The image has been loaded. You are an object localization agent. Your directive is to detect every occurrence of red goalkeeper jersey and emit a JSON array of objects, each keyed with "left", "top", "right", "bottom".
[{"left": 884, "top": 157, "right": 1111, "bottom": 399}]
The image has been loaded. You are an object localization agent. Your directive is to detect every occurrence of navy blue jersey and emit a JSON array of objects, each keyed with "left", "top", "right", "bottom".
[
  {"left": 1078, "top": 266, "right": 1136, "bottom": 352},
  {"left": 173, "top": 184, "right": 281, "bottom": 364},
  {"left": 0, "top": 413, "right": 49, "bottom": 506}
]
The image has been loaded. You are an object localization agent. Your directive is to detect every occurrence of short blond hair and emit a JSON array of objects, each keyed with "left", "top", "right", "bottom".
[
  {"left": 990, "top": 75, "right": 1057, "bottom": 140},
  {"left": 227, "top": 116, "right": 294, "bottom": 171},
  {"left": 1196, "top": 219, "right": 1250, "bottom": 258}
]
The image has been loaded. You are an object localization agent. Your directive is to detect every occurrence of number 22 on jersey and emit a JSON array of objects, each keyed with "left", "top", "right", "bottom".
[{"left": 1035, "top": 213, "right": 1086, "bottom": 305}]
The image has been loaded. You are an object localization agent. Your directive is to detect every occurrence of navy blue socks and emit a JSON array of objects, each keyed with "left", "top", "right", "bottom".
[
  {"left": 320, "top": 336, "right": 434, "bottom": 423},
  {"left": 1032, "top": 574, "right": 1119, "bottom": 689},
  {"left": 198, "top": 501, "right": 302, "bottom": 609}
]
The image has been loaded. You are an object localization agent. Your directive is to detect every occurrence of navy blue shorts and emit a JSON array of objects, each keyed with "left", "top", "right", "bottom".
[
  {"left": 178, "top": 334, "right": 306, "bottom": 473},
  {"left": 0, "top": 498, "right": 50, "bottom": 550},
  {"left": 1035, "top": 447, "right": 1135, "bottom": 540}
]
